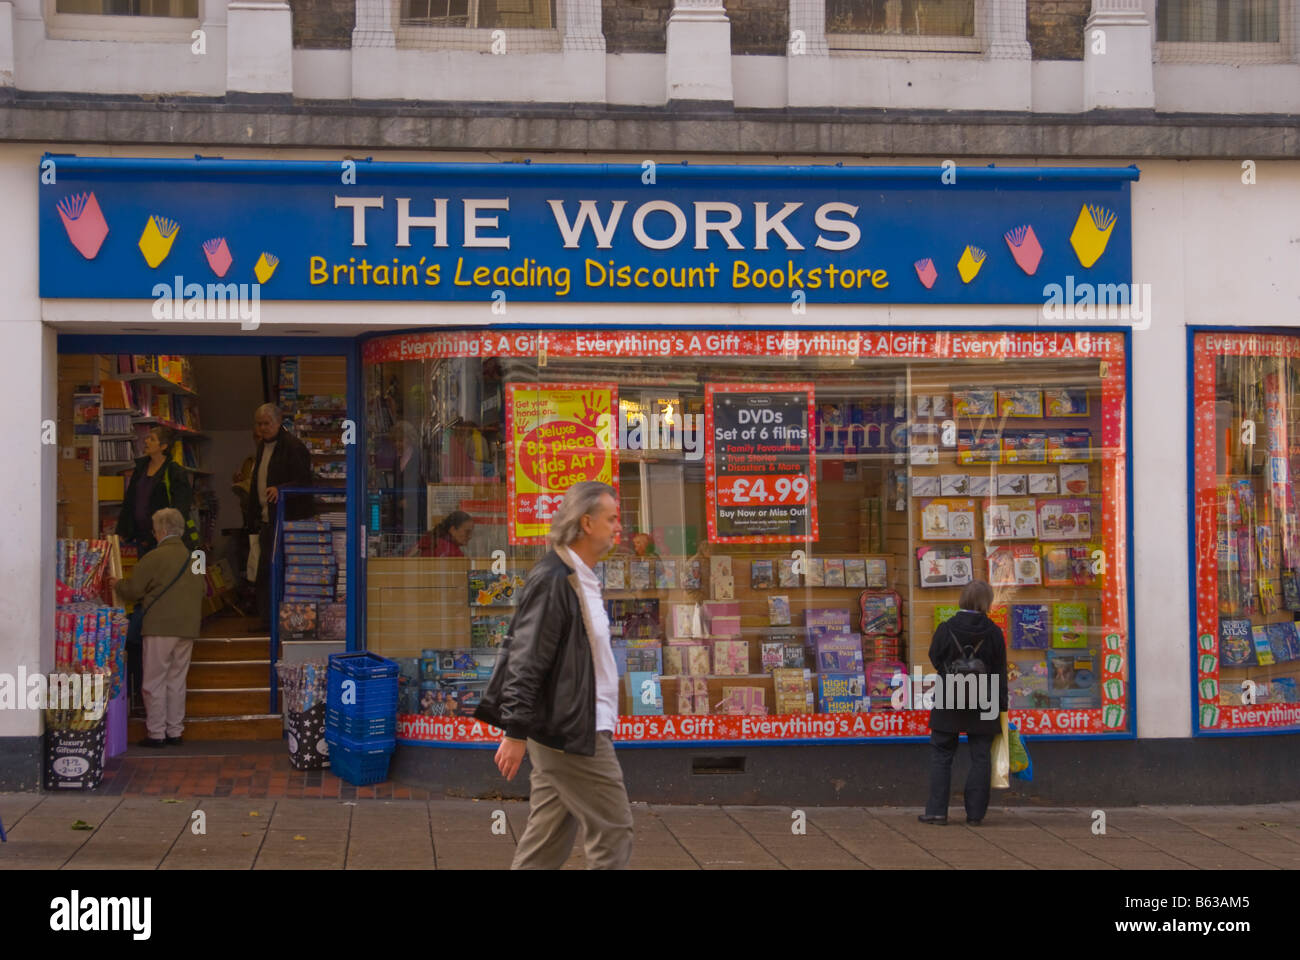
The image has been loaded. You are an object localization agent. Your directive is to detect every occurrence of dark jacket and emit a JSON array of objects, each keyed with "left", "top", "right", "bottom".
[
  {"left": 115, "top": 536, "right": 205, "bottom": 639},
  {"left": 115, "top": 458, "right": 195, "bottom": 551},
  {"left": 928, "top": 611, "right": 1009, "bottom": 735},
  {"left": 475, "top": 549, "right": 599, "bottom": 756},
  {"left": 243, "top": 425, "right": 314, "bottom": 530}
]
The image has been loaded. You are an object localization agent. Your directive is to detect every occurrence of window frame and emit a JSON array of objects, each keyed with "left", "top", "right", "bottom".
[
  {"left": 44, "top": 0, "right": 201, "bottom": 42},
  {"left": 1148, "top": 0, "right": 1293, "bottom": 64},
  {"left": 825, "top": 0, "right": 982, "bottom": 56},
  {"left": 394, "top": 0, "right": 562, "bottom": 52}
]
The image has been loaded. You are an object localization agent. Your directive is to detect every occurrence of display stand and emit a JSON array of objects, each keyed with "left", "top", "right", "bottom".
[{"left": 270, "top": 486, "right": 349, "bottom": 714}]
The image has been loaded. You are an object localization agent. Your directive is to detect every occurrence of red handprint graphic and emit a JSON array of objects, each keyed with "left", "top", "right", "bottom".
[{"left": 578, "top": 392, "right": 604, "bottom": 430}]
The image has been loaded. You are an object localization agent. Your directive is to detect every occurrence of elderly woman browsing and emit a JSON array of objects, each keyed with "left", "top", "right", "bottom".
[{"left": 107, "top": 508, "right": 205, "bottom": 748}]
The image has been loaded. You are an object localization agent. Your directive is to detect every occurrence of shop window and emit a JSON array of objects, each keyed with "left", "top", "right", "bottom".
[
  {"left": 45, "top": 0, "right": 200, "bottom": 41},
  {"left": 393, "top": 0, "right": 560, "bottom": 50},
  {"left": 825, "top": 0, "right": 980, "bottom": 53},
  {"left": 1191, "top": 332, "right": 1300, "bottom": 734},
  {"left": 366, "top": 328, "right": 1131, "bottom": 746},
  {"left": 1151, "top": 0, "right": 1291, "bottom": 62}
]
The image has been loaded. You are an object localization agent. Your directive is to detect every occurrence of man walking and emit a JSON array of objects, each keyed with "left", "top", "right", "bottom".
[{"left": 475, "top": 481, "right": 633, "bottom": 870}]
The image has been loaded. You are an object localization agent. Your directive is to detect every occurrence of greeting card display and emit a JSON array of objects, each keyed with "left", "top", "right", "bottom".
[
  {"left": 1027, "top": 473, "right": 1059, "bottom": 495},
  {"left": 678, "top": 676, "right": 710, "bottom": 715},
  {"left": 987, "top": 544, "right": 1039, "bottom": 587},
  {"left": 921, "top": 498, "right": 977, "bottom": 541},
  {"left": 750, "top": 559, "right": 774, "bottom": 589},
  {"left": 997, "top": 473, "right": 1029, "bottom": 497},
  {"left": 804, "top": 558, "right": 825, "bottom": 587},
  {"left": 984, "top": 498, "right": 1037, "bottom": 540},
  {"left": 958, "top": 431, "right": 1001, "bottom": 465},
  {"left": 713, "top": 639, "right": 750, "bottom": 676},
  {"left": 1044, "top": 387, "right": 1090, "bottom": 417},
  {"left": 917, "top": 544, "right": 974, "bottom": 588},
  {"left": 952, "top": 389, "right": 995, "bottom": 417},
  {"left": 911, "top": 474, "right": 941, "bottom": 498},
  {"left": 1059, "top": 463, "right": 1090, "bottom": 495},
  {"left": 859, "top": 590, "right": 903, "bottom": 636},
  {"left": 629, "top": 559, "right": 651, "bottom": 591},
  {"left": 767, "top": 595, "right": 792, "bottom": 626},
  {"left": 604, "top": 558, "right": 627, "bottom": 591},
  {"left": 1038, "top": 499, "right": 1092, "bottom": 541},
  {"left": 998, "top": 389, "right": 1044, "bottom": 418},
  {"left": 941, "top": 474, "right": 969, "bottom": 496},
  {"left": 681, "top": 559, "right": 702, "bottom": 591},
  {"left": 967, "top": 474, "right": 992, "bottom": 497}
]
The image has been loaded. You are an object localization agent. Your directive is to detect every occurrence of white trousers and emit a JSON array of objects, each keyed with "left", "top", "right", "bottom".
[{"left": 142, "top": 635, "right": 194, "bottom": 740}]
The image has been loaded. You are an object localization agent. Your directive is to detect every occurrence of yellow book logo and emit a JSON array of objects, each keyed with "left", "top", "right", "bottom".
[
  {"left": 1070, "top": 204, "right": 1116, "bottom": 268},
  {"left": 957, "top": 245, "right": 986, "bottom": 284},
  {"left": 138, "top": 215, "right": 180, "bottom": 268},
  {"left": 254, "top": 252, "right": 279, "bottom": 284}
]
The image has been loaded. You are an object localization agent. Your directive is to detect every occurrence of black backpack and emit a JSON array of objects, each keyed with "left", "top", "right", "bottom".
[{"left": 948, "top": 628, "right": 987, "bottom": 676}]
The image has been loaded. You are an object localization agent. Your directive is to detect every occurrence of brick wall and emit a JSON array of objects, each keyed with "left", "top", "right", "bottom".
[
  {"left": 727, "top": 0, "right": 788, "bottom": 55},
  {"left": 603, "top": 0, "right": 673, "bottom": 53},
  {"left": 1028, "top": 0, "right": 1090, "bottom": 61},
  {"left": 290, "top": 0, "right": 355, "bottom": 50}
]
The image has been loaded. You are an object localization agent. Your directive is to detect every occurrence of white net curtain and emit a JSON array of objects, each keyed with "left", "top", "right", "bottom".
[{"left": 1154, "top": 0, "right": 1296, "bottom": 63}]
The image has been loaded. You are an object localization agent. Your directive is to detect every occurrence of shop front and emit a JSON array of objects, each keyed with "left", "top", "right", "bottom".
[{"left": 34, "top": 155, "right": 1142, "bottom": 799}]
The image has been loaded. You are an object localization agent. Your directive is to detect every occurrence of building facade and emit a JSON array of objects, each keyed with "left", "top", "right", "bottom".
[{"left": 1, "top": 0, "right": 1298, "bottom": 801}]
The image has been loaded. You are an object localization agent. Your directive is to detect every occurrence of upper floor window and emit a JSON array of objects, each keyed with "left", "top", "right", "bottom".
[
  {"left": 400, "top": 0, "right": 555, "bottom": 29},
  {"left": 1156, "top": 0, "right": 1279, "bottom": 42},
  {"left": 827, "top": 0, "right": 978, "bottom": 53},
  {"left": 55, "top": 0, "right": 196, "bottom": 14}
]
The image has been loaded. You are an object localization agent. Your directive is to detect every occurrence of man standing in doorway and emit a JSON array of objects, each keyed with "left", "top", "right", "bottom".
[
  {"left": 475, "top": 481, "right": 633, "bottom": 870},
  {"left": 244, "top": 403, "right": 313, "bottom": 628}
]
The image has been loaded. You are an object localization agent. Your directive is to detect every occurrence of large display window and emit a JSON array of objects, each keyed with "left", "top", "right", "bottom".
[
  {"left": 1192, "top": 331, "right": 1300, "bottom": 733},
  {"left": 364, "top": 328, "right": 1132, "bottom": 744}
]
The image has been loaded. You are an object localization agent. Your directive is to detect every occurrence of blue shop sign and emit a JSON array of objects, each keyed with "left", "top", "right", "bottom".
[{"left": 39, "top": 157, "right": 1135, "bottom": 305}]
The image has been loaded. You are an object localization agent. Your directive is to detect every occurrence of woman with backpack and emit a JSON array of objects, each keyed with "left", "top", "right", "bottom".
[{"left": 919, "top": 579, "right": 1009, "bottom": 826}]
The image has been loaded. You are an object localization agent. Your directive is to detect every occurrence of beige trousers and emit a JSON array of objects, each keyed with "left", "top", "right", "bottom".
[
  {"left": 512, "top": 733, "right": 634, "bottom": 870},
  {"left": 142, "top": 635, "right": 194, "bottom": 740}
]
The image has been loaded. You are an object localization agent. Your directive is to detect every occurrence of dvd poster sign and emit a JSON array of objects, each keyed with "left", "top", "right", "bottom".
[{"left": 705, "top": 383, "right": 818, "bottom": 544}]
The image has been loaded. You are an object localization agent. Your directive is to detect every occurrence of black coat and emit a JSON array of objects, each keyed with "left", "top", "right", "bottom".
[
  {"left": 243, "top": 425, "right": 314, "bottom": 529},
  {"left": 475, "top": 549, "right": 599, "bottom": 756},
  {"left": 116, "top": 457, "right": 195, "bottom": 550},
  {"left": 928, "top": 611, "right": 1009, "bottom": 735}
]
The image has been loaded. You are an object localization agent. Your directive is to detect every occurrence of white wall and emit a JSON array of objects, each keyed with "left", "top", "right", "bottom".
[{"left": 0, "top": 142, "right": 53, "bottom": 738}]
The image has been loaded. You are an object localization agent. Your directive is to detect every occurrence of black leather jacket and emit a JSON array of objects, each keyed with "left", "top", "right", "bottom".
[{"left": 474, "top": 548, "right": 599, "bottom": 756}]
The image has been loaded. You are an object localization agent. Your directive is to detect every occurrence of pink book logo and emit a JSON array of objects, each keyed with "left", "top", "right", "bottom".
[
  {"left": 202, "top": 237, "right": 233, "bottom": 277},
  {"left": 914, "top": 258, "right": 937, "bottom": 289},
  {"left": 56, "top": 192, "right": 109, "bottom": 260},
  {"left": 1004, "top": 224, "right": 1043, "bottom": 275}
]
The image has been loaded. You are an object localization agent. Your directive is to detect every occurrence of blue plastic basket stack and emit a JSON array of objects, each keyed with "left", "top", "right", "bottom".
[{"left": 324, "top": 651, "right": 399, "bottom": 786}]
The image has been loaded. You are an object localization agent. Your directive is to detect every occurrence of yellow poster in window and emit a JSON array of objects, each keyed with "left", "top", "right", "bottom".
[{"left": 505, "top": 382, "right": 618, "bottom": 544}]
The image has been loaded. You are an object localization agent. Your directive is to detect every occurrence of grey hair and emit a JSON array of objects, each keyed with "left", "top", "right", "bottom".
[
  {"left": 254, "top": 403, "right": 282, "bottom": 424},
  {"left": 152, "top": 507, "right": 186, "bottom": 540},
  {"left": 547, "top": 481, "right": 616, "bottom": 549}
]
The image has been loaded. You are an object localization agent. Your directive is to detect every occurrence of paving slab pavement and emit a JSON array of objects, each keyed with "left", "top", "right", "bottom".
[{"left": 3, "top": 794, "right": 1300, "bottom": 869}]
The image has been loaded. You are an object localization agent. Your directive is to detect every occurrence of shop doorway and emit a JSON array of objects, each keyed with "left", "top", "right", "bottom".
[{"left": 56, "top": 337, "right": 359, "bottom": 741}]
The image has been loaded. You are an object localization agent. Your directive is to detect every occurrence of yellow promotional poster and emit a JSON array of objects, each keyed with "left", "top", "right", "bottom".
[{"left": 506, "top": 382, "right": 618, "bottom": 544}]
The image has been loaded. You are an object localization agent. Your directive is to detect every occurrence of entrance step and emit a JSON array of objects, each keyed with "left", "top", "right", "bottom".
[
  {"left": 191, "top": 637, "right": 271, "bottom": 663},
  {"left": 188, "top": 660, "right": 272, "bottom": 689},
  {"left": 128, "top": 714, "right": 284, "bottom": 741},
  {"left": 185, "top": 688, "right": 276, "bottom": 716}
]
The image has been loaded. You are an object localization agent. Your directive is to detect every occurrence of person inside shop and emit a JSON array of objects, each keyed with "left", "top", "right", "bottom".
[
  {"left": 107, "top": 508, "right": 205, "bottom": 748},
  {"left": 389, "top": 420, "right": 426, "bottom": 549},
  {"left": 920, "top": 579, "right": 1009, "bottom": 826},
  {"left": 409, "top": 510, "right": 474, "bottom": 558},
  {"left": 244, "top": 403, "right": 313, "bottom": 628},
  {"left": 116, "top": 425, "right": 195, "bottom": 553},
  {"left": 115, "top": 425, "right": 195, "bottom": 713}
]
